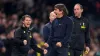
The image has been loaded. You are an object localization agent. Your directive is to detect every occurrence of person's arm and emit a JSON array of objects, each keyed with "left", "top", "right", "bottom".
[
  {"left": 47, "top": 22, "right": 54, "bottom": 45},
  {"left": 85, "top": 20, "right": 90, "bottom": 47},
  {"left": 13, "top": 38, "right": 25, "bottom": 46},
  {"left": 4, "top": 38, "right": 24, "bottom": 46},
  {"left": 14, "top": 29, "right": 25, "bottom": 46},
  {"left": 84, "top": 19, "right": 91, "bottom": 53},
  {"left": 43, "top": 26, "right": 49, "bottom": 42},
  {"left": 0, "top": 41, "right": 6, "bottom": 53},
  {"left": 61, "top": 18, "right": 73, "bottom": 47}
]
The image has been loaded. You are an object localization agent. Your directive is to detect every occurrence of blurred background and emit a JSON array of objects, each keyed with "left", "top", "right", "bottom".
[{"left": 0, "top": 0, "right": 100, "bottom": 56}]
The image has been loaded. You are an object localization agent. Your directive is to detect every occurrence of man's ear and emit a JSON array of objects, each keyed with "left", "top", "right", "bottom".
[
  {"left": 81, "top": 9, "right": 83, "bottom": 13},
  {"left": 60, "top": 10, "right": 63, "bottom": 14}
]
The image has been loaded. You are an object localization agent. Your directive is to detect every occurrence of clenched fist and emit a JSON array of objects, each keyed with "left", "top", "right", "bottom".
[
  {"left": 43, "top": 49, "right": 48, "bottom": 54},
  {"left": 1, "top": 47, "right": 6, "bottom": 53},
  {"left": 85, "top": 47, "right": 90, "bottom": 54},
  {"left": 56, "top": 42, "right": 62, "bottom": 47},
  {"left": 23, "top": 40, "right": 27, "bottom": 45},
  {"left": 44, "top": 43, "right": 49, "bottom": 48},
  {"left": 28, "top": 49, "right": 34, "bottom": 54}
]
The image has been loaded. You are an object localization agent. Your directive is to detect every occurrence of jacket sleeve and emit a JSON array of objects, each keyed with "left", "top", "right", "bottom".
[
  {"left": 13, "top": 38, "right": 24, "bottom": 46},
  {"left": 85, "top": 20, "right": 90, "bottom": 47},
  {"left": 47, "top": 22, "right": 54, "bottom": 45},
  {"left": 43, "top": 26, "right": 49, "bottom": 42},
  {"left": 30, "top": 38, "right": 43, "bottom": 53},
  {"left": 61, "top": 18, "right": 73, "bottom": 47},
  {"left": 14, "top": 29, "right": 24, "bottom": 46},
  {"left": 0, "top": 40, "right": 4, "bottom": 52},
  {"left": 0, "top": 41, "right": 4, "bottom": 48}
]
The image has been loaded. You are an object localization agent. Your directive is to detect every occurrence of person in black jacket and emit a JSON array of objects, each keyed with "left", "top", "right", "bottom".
[
  {"left": 69, "top": 3, "right": 90, "bottom": 56},
  {"left": 3, "top": 29, "right": 25, "bottom": 56},
  {"left": 13, "top": 15, "right": 47, "bottom": 56},
  {"left": 45, "top": 4, "right": 73, "bottom": 56}
]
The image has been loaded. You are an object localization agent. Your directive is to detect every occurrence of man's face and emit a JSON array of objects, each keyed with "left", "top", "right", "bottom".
[
  {"left": 23, "top": 17, "right": 32, "bottom": 28},
  {"left": 54, "top": 8, "right": 63, "bottom": 17},
  {"left": 74, "top": 5, "right": 83, "bottom": 17},
  {"left": 7, "top": 30, "right": 15, "bottom": 38},
  {"left": 33, "top": 33, "right": 42, "bottom": 43},
  {"left": 49, "top": 12, "right": 56, "bottom": 21}
]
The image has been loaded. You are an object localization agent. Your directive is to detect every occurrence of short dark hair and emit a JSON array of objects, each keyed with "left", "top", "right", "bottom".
[
  {"left": 21, "top": 15, "right": 32, "bottom": 21},
  {"left": 75, "top": 3, "right": 83, "bottom": 9},
  {"left": 54, "top": 3, "right": 68, "bottom": 16}
]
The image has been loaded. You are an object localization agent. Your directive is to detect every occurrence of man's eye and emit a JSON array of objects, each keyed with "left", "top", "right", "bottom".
[{"left": 77, "top": 9, "right": 79, "bottom": 10}]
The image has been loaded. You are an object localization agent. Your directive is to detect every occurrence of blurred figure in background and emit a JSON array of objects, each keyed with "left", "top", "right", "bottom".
[
  {"left": 0, "top": 14, "right": 6, "bottom": 55},
  {"left": 32, "top": 18, "right": 40, "bottom": 33},
  {"left": 3, "top": 29, "right": 27, "bottom": 56},
  {"left": 31, "top": 32, "right": 46, "bottom": 56},
  {"left": 43, "top": 11, "right": 56, "bottom": 56},
  {"left": 3, "top": 28, "right": 23, "bottom": 56},
  {"left": 28, "top": 32, "right": 45, "bottom": 56},
  {"left": 28, "top": 32, "right": 48, "bottom": 56},
  {"left": 3, "top": 29, "right": 15, "bottom": 56},
  {"left": 0, "top": 38, "right": 6, "bottom": 56},
  {"left": 43, "top": 11, "right": 56, "bottom": 42},
  {"left": 94, "top": 27, "right": 100, "bottom": 56}
]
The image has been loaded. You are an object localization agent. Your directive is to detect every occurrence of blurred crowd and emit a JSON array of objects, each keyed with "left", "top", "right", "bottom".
[{"left": 0, "top": 0, "right": 100, "bottom": 56}]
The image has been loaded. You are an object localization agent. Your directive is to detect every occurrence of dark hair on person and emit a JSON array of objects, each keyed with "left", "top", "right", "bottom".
[
  {"left": 75, "top": 3, "right": 83, "bottom": 9},
  {"left": 21, "top": 15, "right": 32, "bottom": 21},
  {"left": 54, "top": 3, "right": 69, "bottom": 16}
]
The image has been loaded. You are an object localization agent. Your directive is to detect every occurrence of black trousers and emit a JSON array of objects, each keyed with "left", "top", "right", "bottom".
[
  {"left": 69, "top": 49, "right": 83, "bottom": 56},
  {"left": 47, "top": 46, "right": 68, "bottom": 56}
]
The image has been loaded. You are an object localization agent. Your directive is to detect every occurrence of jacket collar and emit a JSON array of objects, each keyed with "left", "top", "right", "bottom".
[
  {"left": 73, "top": 15, "right": 83, "bottom": 20},
  {"left": 21, "top": 25, "right": 29, "bottom": 30}
]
